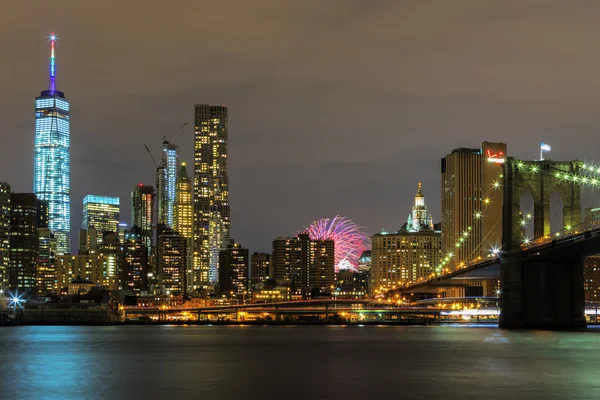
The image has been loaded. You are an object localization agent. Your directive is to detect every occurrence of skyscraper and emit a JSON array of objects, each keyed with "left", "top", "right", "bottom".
[
  {"left": 131, "top": 184, "right": 154, "bottom": 256},
  {"left": 441, "top": 142, "right": 506, "bottom": 268},
  {"left": 174, "top": 163, "right": 193, "bottom": 292},
  {"left": 0, "top": 182, "right": 10, "bottom": 288},
  {"left": 82, "top": 195, "right": 120, "bottom": 238},
  {"left": 120, "top": 227, "right": 149, "bottom": 294},
  {"left": 159, "top": 142, "right": 179, "bottom": 228},
  {"left": 193, "top": 105, "right": 230, "bottom": 289},
  {"left": 157, "top": 228, "right": 187, "bottom": 296},
  {"left": 218, "top": 241, "right": 249, "bottom": 297},
  {"left": 9, "top": 194, "right": 47, "bottom": 292},
  {"left": 33, "top": 33, "right": 70, "bottom": 255}
]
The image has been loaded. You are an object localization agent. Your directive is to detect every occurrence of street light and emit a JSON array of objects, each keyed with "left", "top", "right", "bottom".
[{"left": 9, "top": 295, "right": 23, "bottom": 320}]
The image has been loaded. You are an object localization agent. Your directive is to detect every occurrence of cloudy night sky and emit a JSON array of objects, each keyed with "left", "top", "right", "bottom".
[{"left": 2, "top": 1, "right": 600, "bottom": 252}]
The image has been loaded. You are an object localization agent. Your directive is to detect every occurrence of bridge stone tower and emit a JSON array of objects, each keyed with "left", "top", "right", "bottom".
[
  {"left": 503, "top": 159, "right": 581, "bottom": 250},
  {"left": 500, "top": 158, "right": 585, "bottom": 329}
]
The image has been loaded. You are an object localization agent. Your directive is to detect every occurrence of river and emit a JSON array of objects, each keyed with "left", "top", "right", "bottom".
[{"left": 0, "top": 325, "right": 599, "bottom": 399}]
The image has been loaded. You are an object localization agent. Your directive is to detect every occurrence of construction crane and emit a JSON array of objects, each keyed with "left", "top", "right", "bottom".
[{"left": 164, "top": 122, "right": 188, "bottom": 144}]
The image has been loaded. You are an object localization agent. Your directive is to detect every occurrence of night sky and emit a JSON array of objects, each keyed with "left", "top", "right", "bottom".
[{"left": 2, "top": 1, "right": 600, "bottom": 253}]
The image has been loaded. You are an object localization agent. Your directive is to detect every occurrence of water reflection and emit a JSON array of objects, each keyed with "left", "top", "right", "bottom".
[{"left": 1, "top": 326, "right": 599, "bottom": 399}]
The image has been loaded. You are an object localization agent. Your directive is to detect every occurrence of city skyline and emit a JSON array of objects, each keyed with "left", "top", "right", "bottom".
[
  {"left": 3, "top": 4, "right": 600, "bottom": 398},
  {"left": 4, "top": 2, "right": 600, "bottom": 254}
]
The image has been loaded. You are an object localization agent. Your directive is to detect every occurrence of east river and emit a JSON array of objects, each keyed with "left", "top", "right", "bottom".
[{"left": 1, "top": 325, "right": 599, "bottom": 399}]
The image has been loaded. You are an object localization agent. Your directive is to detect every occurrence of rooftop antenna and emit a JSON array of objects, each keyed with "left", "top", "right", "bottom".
[{"left": 48, "top": 32, "right": 57, "bottom": 92}]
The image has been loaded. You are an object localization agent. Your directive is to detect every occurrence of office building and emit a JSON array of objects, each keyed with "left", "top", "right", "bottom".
[
  {"left": 585, "top": 256, "right": 600, "bottom": 301},
  {"left": 131, "top": 184, "right": 154, "bottom": 256},
  {"left": 159, "top": 142, "right": 179, "bottom": 228},
  {"left": 272, "top": 234, "right": 334, "bottom": 297},
  {"left": 371, "top": 183, "right": 442, "bottom": 291},
  {"left": 250, "top": 252, "right": 271, "bottom": 289},
  {"left": 9, "top": 194, "right": 47, "bottom": 292},
  {"left": 174, "top": 163, "right": 193, "bottom": 291},
  {"left": 218, "top": 241, "right": 249, "bottom": 297},
  {"left": 0, "top": 182, "right": 9, "bottom": 288},
  {"left": 82, "top": 195, "right": 120, "bottom": 242},
  {"left": 441, "top": 142, "right": 506, "bottom": 269},
  {"left": 33, "top": 34, "right": 70, "bottom": 254},
  {"left": 193, "top": 104, "right": 230, "bottom": 289},
  {"left": 120, "top": 228, "right": 149, "bottom": 294},
  {"left": 157, "top": 228, "right": 187, "bottom": 295}
]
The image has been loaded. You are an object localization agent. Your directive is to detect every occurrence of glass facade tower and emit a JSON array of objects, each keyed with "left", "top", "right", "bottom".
[
  {"left": 33, "top": 34, "right": 70, "bottom": 254},
  {"left": 82, "top": 195, "right": 120, "bottom": 235},
  {"left": 159, "top": 142, "right": 178, "bottom": 228},
  {"left": 193, "top": 105, "right": 230, "bottom": 290}
]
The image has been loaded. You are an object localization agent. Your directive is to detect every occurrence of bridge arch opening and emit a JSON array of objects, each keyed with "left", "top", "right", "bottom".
[
  {"left": 549, "top": 191, "right": 564, "bottom": 233},
  {"left": 519, "top": 189, "right": 534, "bottom": 241}
]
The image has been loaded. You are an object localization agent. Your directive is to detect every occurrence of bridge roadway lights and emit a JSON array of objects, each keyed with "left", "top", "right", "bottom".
[{"left": 499, "top": 251, "right": 586, "bottom": 330}]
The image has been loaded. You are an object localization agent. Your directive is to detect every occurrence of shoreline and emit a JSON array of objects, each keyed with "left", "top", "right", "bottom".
[{"left": 0, "top": 320, "right": 499, "bottom": 327}]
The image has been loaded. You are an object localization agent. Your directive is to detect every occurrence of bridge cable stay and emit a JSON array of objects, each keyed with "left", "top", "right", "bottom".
[
  {"left": 462, "top": 217, "right": 502, "bottom": 265},
  {"left": 432, "top": 178, "right": 503, "bottom": 278}
]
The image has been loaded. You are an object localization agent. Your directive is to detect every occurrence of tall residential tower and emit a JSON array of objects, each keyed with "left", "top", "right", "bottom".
[
  {"left": 33, "top": 33, "right": 70, "bottom": 254},
  {"left": 193, "top": 105, "right": 229, "bottom": 289},
  {"left": 158, "top": 142, "right": 179, "bottom": 229},
  {"left": 174, "top": 163, "right": 193, "bottom": 292}
]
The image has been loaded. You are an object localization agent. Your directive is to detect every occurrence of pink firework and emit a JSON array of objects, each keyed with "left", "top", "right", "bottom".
[{"left": 299, "top": 216, "right": 371, "bottom": 273}]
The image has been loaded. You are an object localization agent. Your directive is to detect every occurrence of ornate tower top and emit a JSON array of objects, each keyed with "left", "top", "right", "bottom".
[{"left": 416, "top": 182, "right": 423, "bottom": 197}]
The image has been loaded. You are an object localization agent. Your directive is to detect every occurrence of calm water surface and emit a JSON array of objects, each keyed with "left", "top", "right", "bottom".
[{"left": 1, "top": 325, "right": 599, "bottom": 399}]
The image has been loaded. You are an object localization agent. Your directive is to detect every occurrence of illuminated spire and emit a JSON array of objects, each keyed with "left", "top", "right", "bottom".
[
  {"left": 416, "top": 182, "right": 423, "bottom": 198},
  {"left": 49, "top": 33, "right": 57, "bottom": 92}
]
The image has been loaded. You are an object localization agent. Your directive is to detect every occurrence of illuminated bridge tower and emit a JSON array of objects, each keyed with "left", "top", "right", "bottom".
[
  {"left": 500, "top": 158, "right": 584, "bottom": 329},
  {"left": 193, "top": 105, "right": 230, "bottom": 290},
  {"left": 33, "top": 33, "right": 70, "bottom": 255}
]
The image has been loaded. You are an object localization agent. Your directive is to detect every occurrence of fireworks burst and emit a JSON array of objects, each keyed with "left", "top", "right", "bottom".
[{"left": 299, "top": 216, "right": 371, "bottom": 273}]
